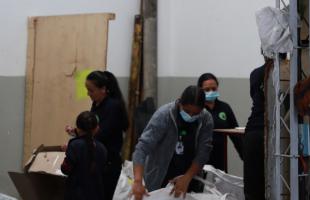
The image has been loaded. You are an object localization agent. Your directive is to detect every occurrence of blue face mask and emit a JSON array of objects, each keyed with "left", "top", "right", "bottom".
[
  {"left": 205, "top": 91, "right": 219, "bottom": 102},
  {"left": 179, "top": 110, "right": 199, "bottom": 123}
]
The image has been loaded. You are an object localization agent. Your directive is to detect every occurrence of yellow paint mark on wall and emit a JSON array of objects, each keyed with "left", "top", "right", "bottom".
[{"left": 74, "top": 69, "right": 92, "bottom": 100}]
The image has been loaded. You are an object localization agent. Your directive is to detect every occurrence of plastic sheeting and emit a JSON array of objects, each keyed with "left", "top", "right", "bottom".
[
  {"left": 0, "top": 193, "right": 17, "bottom": 200},
  {"left": 202, "top": 165, "right": 244, "bottom": 200},
  {"left": 113, "top": 161, "right": 134, "bottom": 200},
  {"left": 256, "top": 6, "right": 293, "bottom": 58},
  {"left": 113, "top": 162, "right": 244, "bottom": 200},
  {"left": 139, "top": 185, "right": 229, "bottom": 200}
]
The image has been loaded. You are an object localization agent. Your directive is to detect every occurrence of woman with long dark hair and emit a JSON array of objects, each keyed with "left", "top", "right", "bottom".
[{"left": 85, "top": 70, "right": 129, "bottom": 200}]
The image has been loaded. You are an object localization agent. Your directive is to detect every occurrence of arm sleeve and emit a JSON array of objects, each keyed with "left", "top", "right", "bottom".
[
  {"left": 227, "top": 105, "right": 244, "bottom": 160},
  {"left": 193, "top": 112, "right": 214, "bottom": 167},
  {"left": 132, "top": 108, "right": 168, "bottom": 166},
  {"left": 249, "top": 71, "right": 255, "bottom": 99},
  {"left": 61, "top": 142, "right": 77, "bottom": 175},
  {"left": 96, "top": 101, "right": 122, "bottom": 142}
]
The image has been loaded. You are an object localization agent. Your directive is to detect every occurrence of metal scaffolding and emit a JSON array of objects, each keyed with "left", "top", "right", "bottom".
[
  {"left": 288, "top": 0, "right": 299, "bottom": 199},
  {"left": 268, "top": 0, "right": 309, "bottom": 199}
]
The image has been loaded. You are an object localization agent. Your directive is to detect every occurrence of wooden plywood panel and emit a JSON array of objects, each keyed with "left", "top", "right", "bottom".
[{"left": 24, "top": 13, "right": 115, "bottom": 163}]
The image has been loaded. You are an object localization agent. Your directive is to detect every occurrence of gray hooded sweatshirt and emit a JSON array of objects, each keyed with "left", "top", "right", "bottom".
[{"left": 132, "top": 101, "right": 213, "bottom": 192}]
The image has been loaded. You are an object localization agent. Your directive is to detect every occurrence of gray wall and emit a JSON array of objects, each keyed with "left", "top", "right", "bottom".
[
  {"left": 0, "top": 76, "right": 25, "bottom": 198},
  {"left": 0, "top": 76, "right": 251, "bottom": 198}
]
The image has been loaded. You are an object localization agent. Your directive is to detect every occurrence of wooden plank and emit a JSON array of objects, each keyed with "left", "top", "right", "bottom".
[
  {"left": 23, "top": 18, "right": 37, "bottom": 164},
  {"left": 123, "top": 15, "right": 143, "bottom": 160},
  {"left": 23, "top": 13, "right": 114, "bottom": 163}
]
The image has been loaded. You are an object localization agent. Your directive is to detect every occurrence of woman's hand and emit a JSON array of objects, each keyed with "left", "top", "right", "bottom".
[
  {"left": 61, "top": 144, "right": 67, "bottom": 152},
  {"left": 131, "top": 180, "right": 149, "bottom": 200},
  {"left": 170, "top": 175, "right": 192, "bottom": 198},
  {"left": 65, "top": 125, "right": 76, "bottom": 136}
]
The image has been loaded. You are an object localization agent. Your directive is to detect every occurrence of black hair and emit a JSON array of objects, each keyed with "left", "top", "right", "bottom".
[
  {"left": 87, "top": 70, "right": 129, "bottom": 131},
  {"left": 87, "top": 70, "right": 109, "bottom": 89},
  {"left": 180, "top": 85, "right": 205, "bottom": 109},
  {"left": 197, "top": 73, "right": 219, "bottom": 87},
  {"left": 76, "top": 111, "right": 98, "bottom": 173}
]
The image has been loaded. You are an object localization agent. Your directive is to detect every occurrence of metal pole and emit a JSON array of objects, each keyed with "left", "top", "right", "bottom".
[
  {"left": 276, "top": 0, "right": 280, "bottom": 8},
  {"left": 289, "top": 0, "right": 299, "bottom": 199},
  {"left": 274, "top": 55, "right": 282, "bottom": 200},
  {"left": 274, "top": 2, "right": 281, "bottom": 199}
]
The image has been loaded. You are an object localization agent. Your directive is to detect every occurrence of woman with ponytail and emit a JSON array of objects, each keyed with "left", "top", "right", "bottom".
[
  {"left": 61, "top": 111, "right": 107, "bottom": 200},
  {"left": 85, "top": 70, "right": 129, "bottom": 200},
  {"left": 197, "top": 73, "right": 243, "bottom": 171}
]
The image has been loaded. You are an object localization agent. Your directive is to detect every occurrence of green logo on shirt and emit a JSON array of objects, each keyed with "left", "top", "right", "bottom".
[{"left": 219, "top": 112, "right": 227, "bottom": 121}]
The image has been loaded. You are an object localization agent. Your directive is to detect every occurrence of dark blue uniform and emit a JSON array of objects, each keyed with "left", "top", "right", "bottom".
[
  {"left": 61, "top": 136, "right": 107, "bottom": 200},
  {"left": 91, "top": 97, "right": 126, "bottom": 200},
  {"left": 244, "top": 65, "right": 265, "bottom": 200},
  {"left": 206, "top": 99, "right": 243, "bottom": 171}
]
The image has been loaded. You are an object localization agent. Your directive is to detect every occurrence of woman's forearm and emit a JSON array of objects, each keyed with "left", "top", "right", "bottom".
[
  {"left": 133, "top": 164, "right": 144, "bottom": 183},
  {"left": 184, "top": 162, "right": 201, "bottom": 179}
]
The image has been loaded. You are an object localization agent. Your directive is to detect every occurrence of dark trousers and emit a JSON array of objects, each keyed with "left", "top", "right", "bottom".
[
  {"left": 243, "top": 129, "right": 265, "bottom": 200},
  {"left": 103, "top": 156, "right": 122, "bottom": 200},
  {"left": 207, "top": 134, "right": 226, "bottom": 171}
]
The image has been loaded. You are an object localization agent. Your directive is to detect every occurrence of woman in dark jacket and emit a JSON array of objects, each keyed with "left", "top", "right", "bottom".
[
  {"left": 85, "top": 70, "right": 129, "bottom": 200},
  {"left": 197, "top": 73, "right": 243, "bottom": 171},
  {"left": 62, "top": 111, "right": 107, "bottom": 200}
]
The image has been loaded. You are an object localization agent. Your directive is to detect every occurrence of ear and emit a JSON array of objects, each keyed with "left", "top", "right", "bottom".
[
  {"left": 179, "top": 103, "right": 183, "bottom": 111},
  {"left": 101, "top": 86, "right": 107, "bottom": 94},
  {"left": 93, "top": 125, "right": 100, "bottom": 135}
]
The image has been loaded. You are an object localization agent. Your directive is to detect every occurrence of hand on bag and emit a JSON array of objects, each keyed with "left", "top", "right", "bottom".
[
  {"left": 132, "top": 180, "right": 149, "bottom": 200},
  {"left": 170, "top": 175, "right": 191, "bottom": 198}
]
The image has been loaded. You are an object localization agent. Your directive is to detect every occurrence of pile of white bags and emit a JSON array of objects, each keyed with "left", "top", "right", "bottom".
[
  {"left": 201, "top": 165, "right": 244, "bottom": 200},
  {"left": 113, "top": 161, "right": 244, "bottom": 200},
  {"left": 140, "top": 184, "right": 231, "bottom": 200}
]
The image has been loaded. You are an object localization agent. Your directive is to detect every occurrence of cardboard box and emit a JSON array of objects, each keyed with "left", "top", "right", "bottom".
[{"left": 9, "top": 145, "right": 66, "bottom": 200}]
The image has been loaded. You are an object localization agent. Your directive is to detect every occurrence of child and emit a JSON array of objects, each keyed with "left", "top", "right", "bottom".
[{"left": 61, "top": 111, "right": 107, "bottom": 200}]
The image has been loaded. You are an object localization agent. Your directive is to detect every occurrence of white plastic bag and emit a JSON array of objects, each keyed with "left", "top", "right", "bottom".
[
  {"left": 202, "top": 165, "right": 244, "bottom": 200},
  {"left": 113, "top": 162, "right": 243, "bottom": 200},
  {"left": 256, "top": 6, "right": 293, "bottom": 58},
  {"left": 136, "top": 184, "right": 227, "bottom": 200},
  {"left": 113, "top": 161, "right": 134, "bottom": 200},
  {"left": 0, "top": 193, "right": 17, "bottom": 200}
]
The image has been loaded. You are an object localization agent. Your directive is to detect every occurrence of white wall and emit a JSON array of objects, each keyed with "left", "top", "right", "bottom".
[
  {"left": 158, "top": 0, "right": 274, "bottom": 78},
  {"left": 0, "top": 0, "right": 277, "bottom": 78},
  {"left": 0, "top": 0, "right": 140, "bottom": 77}
]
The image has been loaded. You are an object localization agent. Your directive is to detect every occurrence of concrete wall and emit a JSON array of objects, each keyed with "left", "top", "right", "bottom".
[
  {"left": 158, "top": 0, "right": 273, "bottom": 78},
  {"left": 0, "top": 0, "right": 275, "bottom": 197},
  {"left": 0, "top": 77, "right": 25, "bottom": 198},
  {"left": 0, "top": 76, "right": 250, "bottom": 198}
]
